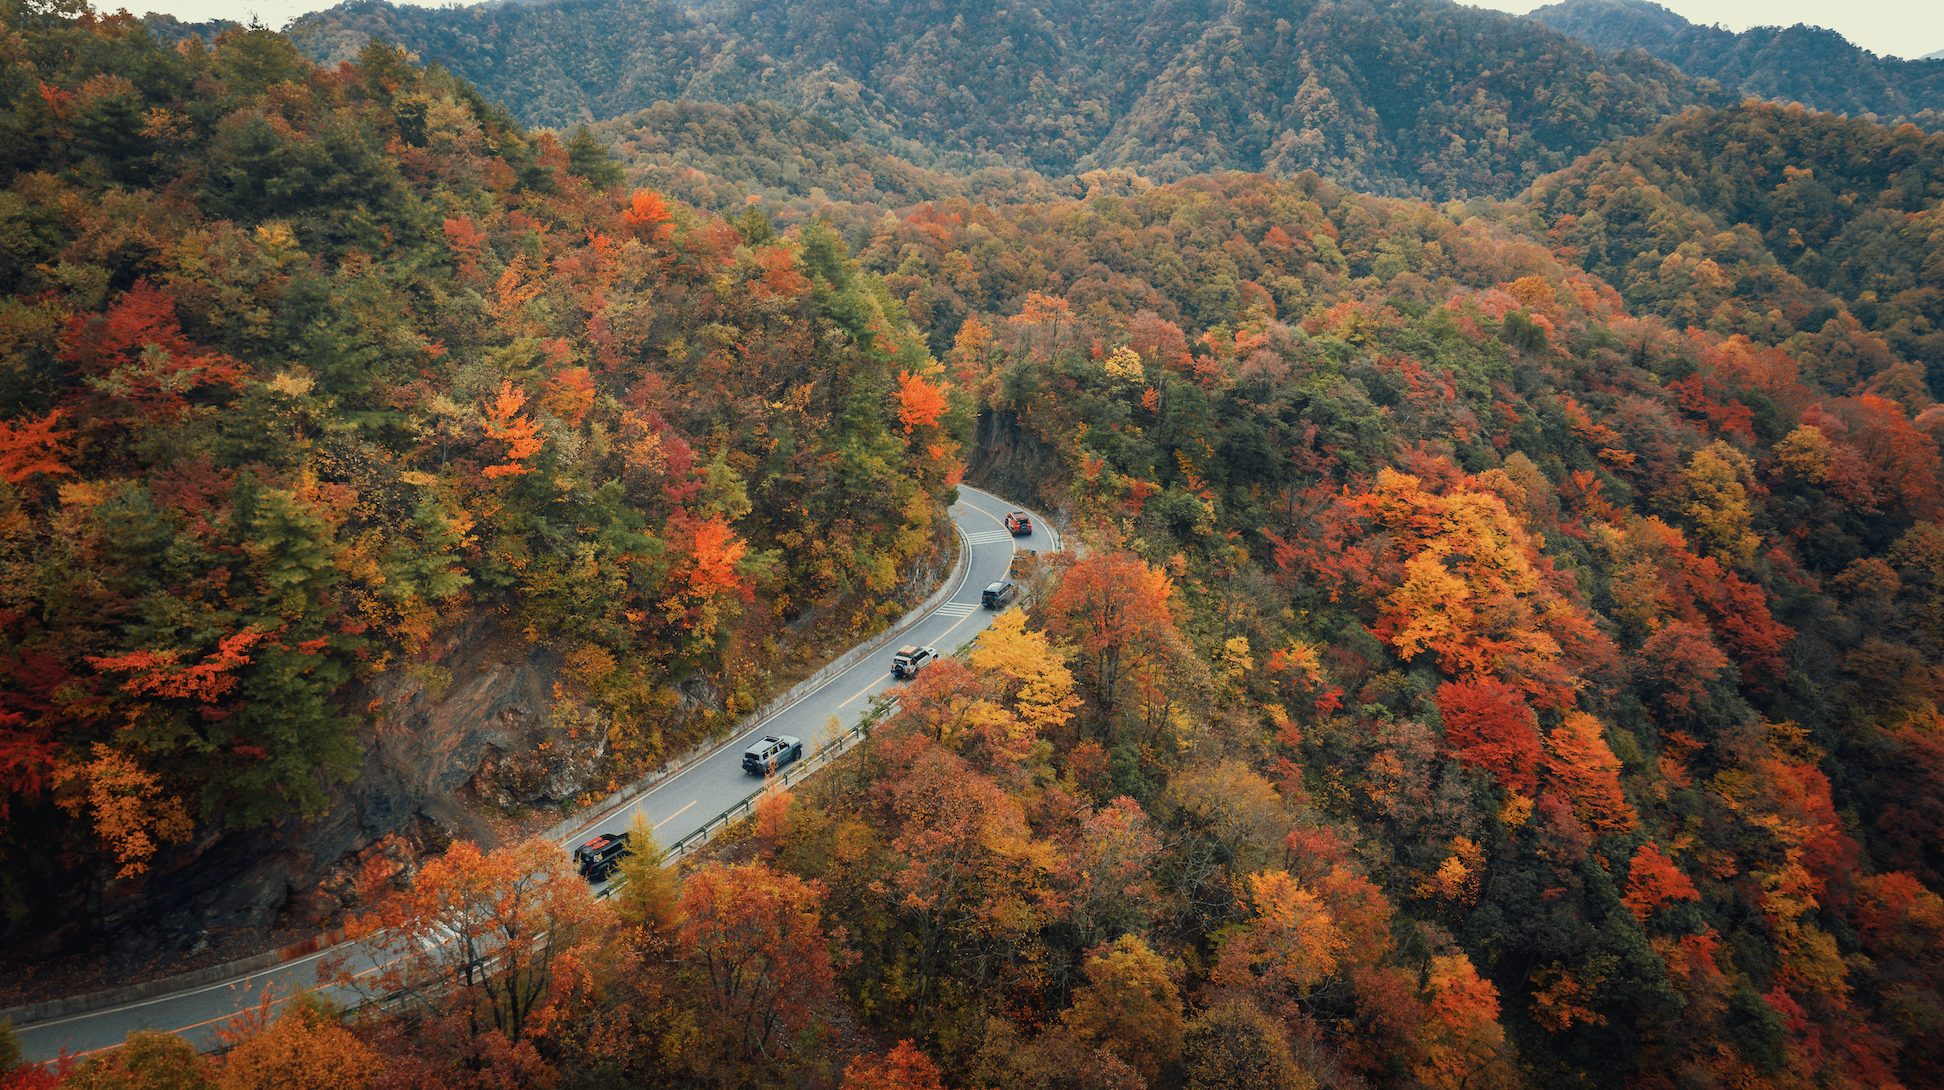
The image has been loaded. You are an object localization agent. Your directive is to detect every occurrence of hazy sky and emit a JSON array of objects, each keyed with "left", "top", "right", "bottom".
[
  {"left": 1468, "top": 0, "right": 1942, "bottom": 60},
  {"left": 133, "top": 0, "right": 1943, "bottom": 62}
]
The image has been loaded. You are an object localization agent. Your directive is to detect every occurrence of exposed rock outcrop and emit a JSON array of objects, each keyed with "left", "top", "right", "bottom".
[
  {"left": 966, "top": 407, "right": 1063, "bottom": 513},
  {"left": 12, "top": 611, "right": 614, "bottom": 966}
]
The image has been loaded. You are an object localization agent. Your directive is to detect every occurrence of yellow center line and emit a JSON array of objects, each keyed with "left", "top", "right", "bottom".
[
  {"left": 956, "top": 493, "right": 1008, "bottom": 526},
  {"left": 840, "top": 605, "right": 995, "bottom": 710},
  {"left": 930, "top": 606, "right": 983, "bottom": 648},
  {"left": 838, "top": 672, "right": 891, "bottom": 708},
  {"left": 653, "top": 799, "right": 698, "bottom": 829},
  {"left": 58, "top": 941, "right": 416, "bottom": 1059},
  {"left": 836, "top": 500, "right": 1020, "bottom": 711}
]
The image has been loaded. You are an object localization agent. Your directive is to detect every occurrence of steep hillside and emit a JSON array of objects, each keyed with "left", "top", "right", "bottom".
[
  {"left": 817, "top": 165, "right": 1944, "bottom": 1090},
  {"left": 0, "top": 13, "right": 958, "bottom": 964},
  {"left": 1529, "top": 0, "right": 1944, "bottom": 124},
  {"left": 281, "top": 0, "right": 1727, "bottom": 198}
]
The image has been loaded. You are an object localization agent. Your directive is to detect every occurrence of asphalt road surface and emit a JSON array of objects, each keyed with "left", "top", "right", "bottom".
[{"left": 14, "top": 485, "right": 1051, "bottom": 1063}]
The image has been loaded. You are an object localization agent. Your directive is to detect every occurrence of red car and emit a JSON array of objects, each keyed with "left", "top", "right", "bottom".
[{"left": 1005, "top": 511, "right": 1032, "bottom": 536}]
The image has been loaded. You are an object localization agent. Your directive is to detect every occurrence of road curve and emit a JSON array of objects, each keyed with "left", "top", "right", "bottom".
[{"left": 14, "top": 485, "right": 1054, "bottom": 1063}]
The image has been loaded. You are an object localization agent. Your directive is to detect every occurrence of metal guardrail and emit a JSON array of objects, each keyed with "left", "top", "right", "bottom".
[{"left": 594, "top": 691, "right": 893, "bottom": 898}]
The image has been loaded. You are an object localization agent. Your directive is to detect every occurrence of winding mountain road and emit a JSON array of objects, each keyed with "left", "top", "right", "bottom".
[{"left": 13, "top": 485, "right": 1054, "bottom": 1063}]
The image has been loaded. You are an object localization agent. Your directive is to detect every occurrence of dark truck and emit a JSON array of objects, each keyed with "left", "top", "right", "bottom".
[
  {"left": 743, "top": 734, "right": 803, "bottom": 775},
  {"left": 573, "top": 831, "right": 631, "bottom": 881},
  {"left": 982, "top": 580, "right": 1018, "bottom": 609}
]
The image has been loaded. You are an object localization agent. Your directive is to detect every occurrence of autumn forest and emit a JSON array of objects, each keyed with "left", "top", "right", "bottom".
[{"left": 2, "top": 0, "right": 1943, "bottom": 1088}]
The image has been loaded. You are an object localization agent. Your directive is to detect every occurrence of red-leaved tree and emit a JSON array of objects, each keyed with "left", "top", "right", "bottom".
[{"left": 1435, "top": 676, "right": 1542, "bottom": 794}]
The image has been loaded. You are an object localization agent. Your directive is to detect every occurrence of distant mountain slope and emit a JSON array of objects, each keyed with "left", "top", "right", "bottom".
[
  {"left": 590, "top": 99, "right": 984, "bottom": 217},
  {"left": 1073, "top": 0, "right": 1714, "bottom": 195},
  {"left": 1521, "top": 100, "right": 1944, "bottom": 387},
  {"left": 281, "top": 0, "right": 1726, "bottom": 198},
  {"left": 1528, "top": 0, "right": 1944, "bottom": 123},
  {"left": 285, "top": 0, "right": 732, "bottom": 127},
  {"left": 137, "top": 11, "right": 242, "bottom": 45}
]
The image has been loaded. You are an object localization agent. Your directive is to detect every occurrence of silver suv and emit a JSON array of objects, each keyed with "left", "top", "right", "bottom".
[{"left": 743, "top": 734, "right": 803, "bottom": 775}]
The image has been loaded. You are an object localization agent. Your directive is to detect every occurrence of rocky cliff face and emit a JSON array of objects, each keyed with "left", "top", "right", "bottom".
[
  {"left": 17, "top": 611, "right": 613, "bottom": 966},
  {"left": 967, "top": 407, "right": 1064, "bottom": 515},
  {"left": 355, "top": 613, "right": 610, "bottom": 834}
]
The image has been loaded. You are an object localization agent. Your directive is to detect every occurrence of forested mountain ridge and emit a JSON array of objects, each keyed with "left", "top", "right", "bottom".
[
  {"left": 1528, "top": 0, "right": 1944, "bottom": 125},
  {"left": 281, "top": 0, "right": 1728, "bottom": 198},
  {"left": 8, "top": 5, "right": 1944, "bottom": 1090}
]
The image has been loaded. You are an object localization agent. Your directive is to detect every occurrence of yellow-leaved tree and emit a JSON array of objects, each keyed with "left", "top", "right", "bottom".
[
  {"left": 1679, "top": 440, "right": 1760, "bottom": 567},
  {"left": 1062, "top": 934, "right": 1186, "bottom": 1084},
  {"left": 1211, "top": 870, "right": 1346, "bottom": 1003},
  {"left": 967, "top": 609, "right": 1080, "bottom": 737}
]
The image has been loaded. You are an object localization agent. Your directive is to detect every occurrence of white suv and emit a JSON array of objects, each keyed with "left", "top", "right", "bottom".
[{"left": 891, "top": 645, "right": 937, "bottom": 679}]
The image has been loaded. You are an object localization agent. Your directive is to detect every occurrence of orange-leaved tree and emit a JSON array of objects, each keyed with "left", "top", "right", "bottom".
[
  {"left": 1045, "top": 551, "right": 1177, "bottom": 716},
  {"left": 540, "top": 367, "right": 597, "bottom": 427},
  {"left": 1622, "top": 842, "right": 1700, "bottom": 923},
  {"left": 326, "top": 837, "right": 603, "bottom": 1047},
  {"left": 675, "top": 861, "right": 836, "bottom": 1062},
  {"left": 623, "top": 189, "right": 674, "bottom": 243},
  {"left": 481, "top": 381, "right": 544, "bottom": 478},
  {"left": 53, "top": 743, "right": 194, "bottom": 879},
  {"left": 1346, "top": 467, "right": 1585, "bottom": 704},
  {"left": 214, "top": 993, "right": 379, "bottom": 1090},
  {"left": 1414, "top": 953, "right": 1515, "bottom": 1090},
  {"left": 86, "top": 627, "right": 263, "bottom": 704},
  {"left": 840, "top": 1040, "right": 946, "bottom": 1090},
  {"left": 895, "top": 369, "right": 949, "bottom": 436},
  {"left": 0, "top": 410, "right": 73, "bottom": 485},
  {"left": 753, "top": 782, "right": 792, "bottom": 862},
  {"left": 1211, "top": 870, "right": 1346, "bottom": 1005},
  {"left": 662, "top": 512, "right": 750, "bottom": 637},
  {"left": 1541, "top": 712, "right": 1636, "bottom": 834}
]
